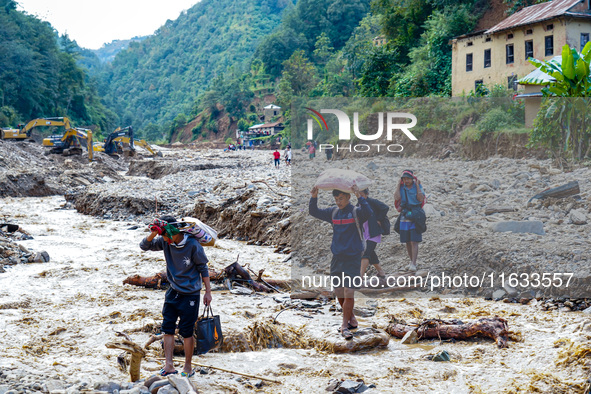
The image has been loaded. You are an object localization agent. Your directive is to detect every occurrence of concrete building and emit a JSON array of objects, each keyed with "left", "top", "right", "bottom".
[
  {"left": 451, "top": 0, "right": 591, "bottom": 96},
  {"left": 263, "top": 104, "right": 281, "bottom": 122},
  {"left": 242, "top": 121, "right": 285, "bottom": 147}
]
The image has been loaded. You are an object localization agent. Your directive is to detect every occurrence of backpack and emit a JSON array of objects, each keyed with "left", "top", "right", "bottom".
[
  {"left": 176, "top": 217, "right": 218, "bottom": 247},
  {"left": 331, "top": 206, "right": 366, "bottom": 251},
  {"left": 366, "top": 198, "right": 391, "bottom": 236}
]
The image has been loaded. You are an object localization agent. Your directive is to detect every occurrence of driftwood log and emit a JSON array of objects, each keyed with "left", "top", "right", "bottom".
[
  {"left": 224, "top": 261, "right": 272, "bottom": 292},
  {"left": 528, "top": 181, "right": 580, "bottom": 203},
  {"left": 386, "top": 317, "right": 510, "bottom": 348},
  {"left": 123, "top": 269, "right": 223, "bottom": 289},
  {"left": 106, "top": 333, "right": 146, "bottom": 381},
  {"left": 123, "top": 257, "right": 284, "bottom": 293},
  {"left": 484, "top": 206, "right": 517, "bottom": 215}
]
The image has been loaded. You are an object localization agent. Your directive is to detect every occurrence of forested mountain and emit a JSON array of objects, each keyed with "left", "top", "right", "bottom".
[
  {"left": 93, "top": 37, "right": 147, "bottom": 64},
  {"left": 0, "top": 0, "right": 116, "bottom": 131},
  {"left": 101, "top": 0, "right": 292, "bottom": 134}
]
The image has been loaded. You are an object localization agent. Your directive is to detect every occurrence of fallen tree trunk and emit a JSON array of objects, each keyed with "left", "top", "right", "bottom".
[
  {"left": 123, "top": 272, "right": 168, "bottom": 289},
  {"left": 123, "top": 269, "right": 223, "bottom": 288},
  {"left": 528, "top": 181, "right": 580, "bottom": 203},
  {"left": 386, "top": 317, "right": 510, "bottom": 348},
  {"left": 224, "top": 261, "right": 272, "bottom": 293}
]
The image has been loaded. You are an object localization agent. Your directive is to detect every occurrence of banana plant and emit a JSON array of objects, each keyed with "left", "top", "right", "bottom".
[{"left": 524, "top": 43, "right": 591, "bottom": 160}]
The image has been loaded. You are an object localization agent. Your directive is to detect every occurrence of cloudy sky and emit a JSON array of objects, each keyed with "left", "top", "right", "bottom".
[{"left": 16, "top": 0, "right": 200, "bottom": 49}]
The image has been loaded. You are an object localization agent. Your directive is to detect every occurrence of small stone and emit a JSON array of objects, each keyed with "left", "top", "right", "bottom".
[
  {"left": 149, "top": 380, "right": 170, "bottom": 394},
  {"left": 400, "top": 329, "right": 418, "bottom": 344},
  {"left": 367, "top": 162, "right": 378, "bottom": 171},
  {"left": 336, "top": 380, "right": 362, "bottom": 394},
  {"left": 492, "top": 289, "right": 506, "bottom": 300},
  {"left": 44, "top": 380, "right": 65, "bottom": 393},
  {"left": 432, "top": 350, "right": 451, "bottom": 362},
  {"left": 570, "top": 209, "right": 587, "bottom": 225},
  {"left": 464, "top": 208, "right": 477, "bottom": 217}
]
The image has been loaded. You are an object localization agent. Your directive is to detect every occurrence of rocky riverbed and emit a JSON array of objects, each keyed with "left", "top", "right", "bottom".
[{"left": 1, "top": 140, "right": 591, "bottom": 393}]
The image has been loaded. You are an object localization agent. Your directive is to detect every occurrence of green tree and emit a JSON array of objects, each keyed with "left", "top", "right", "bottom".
[
  {"left": 313, "top": 32, "right": 334, "bottom": 66},
  {"left": 279, "top": 50, "right": 317, "bottom": 97},
  {"left": 524, "top": 43, "right": 591, "bottom": 160}
]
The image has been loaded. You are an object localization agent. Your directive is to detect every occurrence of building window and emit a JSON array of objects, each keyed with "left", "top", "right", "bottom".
[
  {"left": 506, "top": 44, "right": 514, "bottom": 64},
  {"left": 508, "top": 75, "right": 518, "bottom": 91},
  {"left": 484, "top": 49, "right": 491, "bottom": 68},
  {"left": 525, "top": 40, "right": 534, "bottom": 59},
  {"left": 546, "top": 24, "right": 553, "bottom": 31},
  {"left": 507, "top": 33, "right": 514, "bottom": 40},
  {"left": 475, "top": 80, "right": 484, "bottom": 91},
  {"left": 581, "top": 33, "right": 590, "bottom": 50},
  {"left": 525, "top": 29, "right": 533, "bottom": 35},
  {"left": 467, "top": 41, "right": 473, "bottom": 46},
  {"left": 545, "top": 35, "right": 554, "bottom": 56},
  {"left": 466, "top": 53, "right": 473, "bottom": 71},
  {"left": 485, "top": 37, "right": 492, "bottom": 42}
]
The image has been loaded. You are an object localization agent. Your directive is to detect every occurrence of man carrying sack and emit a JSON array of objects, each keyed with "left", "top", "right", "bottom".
[
  {"left": 140, "top": 215, "right": 212, "bottom": 377},
  {"left": 309, "top": 184, "right": 372, "bottom": 340}
]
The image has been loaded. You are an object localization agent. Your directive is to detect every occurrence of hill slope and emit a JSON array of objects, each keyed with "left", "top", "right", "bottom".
[{"left": 102, "top": 0, "right": 291, "bottom": 131}]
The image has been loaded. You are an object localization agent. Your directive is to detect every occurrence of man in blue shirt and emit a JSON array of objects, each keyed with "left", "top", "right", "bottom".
[
  {"left": 309, "top": 185, "right": 372, "bottom": 339},
  {"left": 394, "top": 170, "right": 425, "bottom": 271},
  {"left": 140, "top": 215, "right": 212, "bottom": 377}
]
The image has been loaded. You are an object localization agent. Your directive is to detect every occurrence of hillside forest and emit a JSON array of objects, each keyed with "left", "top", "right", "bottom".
[{"left": 0, "top": 0, "right": 551, "bottom": 146}]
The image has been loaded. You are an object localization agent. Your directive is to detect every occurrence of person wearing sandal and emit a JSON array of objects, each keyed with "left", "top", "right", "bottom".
[
  {"left": 309, "top": 185, "right": 372, "bottom": 340},
  {"left": 357, "top": 188, "right": 389, "bottom": 285},
  {"left": 140, "top": 215, "right": 213, "bottom": 377}
]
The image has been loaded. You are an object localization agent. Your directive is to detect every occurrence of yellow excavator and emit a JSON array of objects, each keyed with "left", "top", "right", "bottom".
[
  {"left": 95, "top": 126, "right": 161, "bottom": 157},
  {"left": 0, "top": 127, "right": 24, "bottom": 139},
  {"left": 17, "top": 117, "right": 93, "bottom": 162}
]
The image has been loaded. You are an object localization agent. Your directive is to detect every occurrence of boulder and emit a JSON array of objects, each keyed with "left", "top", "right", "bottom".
[{"left": 490, "top": 221, "right": 545, "bottom": 235}]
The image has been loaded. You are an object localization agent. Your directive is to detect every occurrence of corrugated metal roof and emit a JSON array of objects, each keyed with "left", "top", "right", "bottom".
[
  {"left": 518, "top": 56, "right": 561, "bottom": 85},
  {"left": 486, "top": 0, "right": 581, "bottom": 34}
]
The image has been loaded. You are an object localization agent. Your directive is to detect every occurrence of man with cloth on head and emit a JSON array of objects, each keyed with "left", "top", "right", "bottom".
[
  {"left": 394, "top": 170, "right": 425, "bottom": 271},
  {"left": 309, "top": 185, "right": 372, "bottom": 339},
  {"left": 140, "top": 215, "right": 212, "bottom": 377}
]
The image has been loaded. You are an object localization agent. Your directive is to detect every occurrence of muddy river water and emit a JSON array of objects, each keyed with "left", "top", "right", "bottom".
[{"left": 1, "top": 196, "right": 590, "bottom": 393}]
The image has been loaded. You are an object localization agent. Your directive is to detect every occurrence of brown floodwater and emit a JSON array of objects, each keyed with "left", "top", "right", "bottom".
[{"left": 1, "top": 196, "right": 590, "bottom": 393}]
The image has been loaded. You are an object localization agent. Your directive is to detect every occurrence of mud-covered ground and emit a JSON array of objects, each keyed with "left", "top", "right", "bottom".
[{"left": 291, "top": 152, "right": 591, "bottom": 300}]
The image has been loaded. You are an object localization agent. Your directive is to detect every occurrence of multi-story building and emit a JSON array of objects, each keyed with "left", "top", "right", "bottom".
[{"left": 451, "top": 0, "right": 591, "bottom": 97}]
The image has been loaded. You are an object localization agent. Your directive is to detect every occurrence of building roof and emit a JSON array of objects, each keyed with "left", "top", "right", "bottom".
[
  {"left": 486, "top": 0, "right": 583, "bottom": 34},
  {"left": 264, "top": 104, "right": 281, "bottom": 109},
  {"left": 248, "top": 121, "right": 284, "bottom": 130},
  {"left": 518, "top": 56, "right": 561, "bottom": 85}
]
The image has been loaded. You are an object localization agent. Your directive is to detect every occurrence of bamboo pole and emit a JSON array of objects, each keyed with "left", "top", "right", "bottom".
[{"left": 154, "top": 358, "right": 281, "bottom": 384}]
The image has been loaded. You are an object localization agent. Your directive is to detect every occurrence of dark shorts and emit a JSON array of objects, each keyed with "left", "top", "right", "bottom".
[
  {"left": 162, "top": 287, "right": 200, "bottom": 338},
  {"left": 330, "top": 254, "right": 362, "bottom": 289},
  {"left": 362, "top": 240, "right": 380, "bottom": 265},
  {"left": 274, "top": 158, "right": 280, "bottom": 165},
  {"left": 400, "top": 228, "right": 422, "bottom": 243}
]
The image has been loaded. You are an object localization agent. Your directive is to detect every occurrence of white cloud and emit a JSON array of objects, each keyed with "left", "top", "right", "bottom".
[{"left": 16, "top": 0, "right": 200, "bottom": 49}]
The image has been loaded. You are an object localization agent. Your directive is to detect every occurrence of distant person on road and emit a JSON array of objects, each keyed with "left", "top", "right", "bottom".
[
  {"left": 308, "top": 144, "right": 316, "bottom": 159},
  {"left": 284, "top": 146, "right": 292, "bottom": 166},
  {"left": 309, "top": 185, "right": 372, "bottom": 340},
  {"left": 358, "top": 188, "right": 389, "bottom": 283},
  {"left": 273, "top": 149, "right": 281, "bottom": 168},
  {"left": 140, "top": 215, "right": 212, "bottom": 377},
  {"left": 325, "top": 146, "right": 333, "bottom": 161},
  {"left": 394, "top": 170, "right": 425, "bottom": 271}
]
